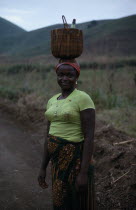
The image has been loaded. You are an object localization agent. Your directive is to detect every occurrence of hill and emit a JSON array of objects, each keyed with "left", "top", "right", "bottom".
[
  {"left": 0, "top": 15, "right": 136, "bottom": 58},
  {"left": 0, "top": 17, "right": 26, "bottom": 55},
  {"left": 81, "top": 15, "right": 136, "bottom": 56},
  {"left": 0, "top": 17, "right": 26, "bottom": 38}
]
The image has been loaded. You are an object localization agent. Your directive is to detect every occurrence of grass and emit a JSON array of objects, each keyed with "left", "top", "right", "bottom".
[
  {"left": 78, "top": 66, "right": 136, "bottom": 108},
  {"left": 0, "top": 61, "right": 136, "bottom": 136},
  {"left": 97, "top": 107, "right": 136, "bottom": 137}
]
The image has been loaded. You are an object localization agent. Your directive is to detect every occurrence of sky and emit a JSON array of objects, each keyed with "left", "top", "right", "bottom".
[{"left": 0, "top": 0, "right": 136, "bottom": 31}]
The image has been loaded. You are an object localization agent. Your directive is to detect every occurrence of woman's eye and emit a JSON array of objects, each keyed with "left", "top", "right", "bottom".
[
  {"left": 67, "top": 74, "right": 73, "bottom": 77},
  {"left": 57, "top": 73, "right": 74, "bottom": 78}
]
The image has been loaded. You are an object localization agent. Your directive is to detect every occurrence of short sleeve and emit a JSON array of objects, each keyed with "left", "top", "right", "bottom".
[{"left": 78, "top": 92, "right": 95, "bottom": 111}]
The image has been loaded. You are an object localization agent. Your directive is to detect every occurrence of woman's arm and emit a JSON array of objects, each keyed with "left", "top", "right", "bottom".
[
  {"left": 40, "top": 120, "right": 50, "bottom": 170},
  {"left": 38, "top": 120, "right": 50, "bottom": 189},
  {"left": 80, "top": 108, "right": 95, "bottom": 173},
  {"left": 75, "top": 108, "right": 95, "bottom": 192}
]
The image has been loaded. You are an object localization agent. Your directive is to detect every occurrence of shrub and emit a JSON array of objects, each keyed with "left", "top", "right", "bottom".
[
  {"left": 0, "top": 86, "right": 19, "bottom": 101},
  {"left": 91, "top": 89, "right": 123, "bottom": 109},
  {"left": 3, "top": 64, "right": 53, "bottom": 75}
]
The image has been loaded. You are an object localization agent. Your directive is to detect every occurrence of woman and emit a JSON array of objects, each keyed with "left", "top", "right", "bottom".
[{"left": 38, "top": 61, "right": 95, "bottom": 210}]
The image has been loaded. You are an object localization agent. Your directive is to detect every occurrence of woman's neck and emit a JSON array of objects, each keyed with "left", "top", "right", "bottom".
[{"left": 61, "top": 87, "right": 75, "bottom": 99}]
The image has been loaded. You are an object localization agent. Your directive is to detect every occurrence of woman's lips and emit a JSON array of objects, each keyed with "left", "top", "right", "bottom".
[{"left": 61, "top": 83, "right": 69, "bottom": 86}]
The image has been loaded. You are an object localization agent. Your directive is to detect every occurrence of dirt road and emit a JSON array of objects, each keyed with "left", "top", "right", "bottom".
[
  {"left": 0, "top": 110, "right": 53, "bottom": 210},
  {"left": 0, "top": 107, "right": 136, "bottom": 209}
]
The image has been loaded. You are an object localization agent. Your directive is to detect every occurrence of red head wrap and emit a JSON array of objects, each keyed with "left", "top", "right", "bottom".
[{"left": 55, "top": 62, "right": 80, "bottom": 76}]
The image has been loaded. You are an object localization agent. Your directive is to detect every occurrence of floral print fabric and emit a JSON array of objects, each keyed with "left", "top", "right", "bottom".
[{"left": 48, "top": 135, "right": 95, "bottom": 210}]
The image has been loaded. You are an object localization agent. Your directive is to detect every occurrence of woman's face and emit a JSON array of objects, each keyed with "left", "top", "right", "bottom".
[{"left": 57, "top": 65, "right": 78, "bottom": 91}]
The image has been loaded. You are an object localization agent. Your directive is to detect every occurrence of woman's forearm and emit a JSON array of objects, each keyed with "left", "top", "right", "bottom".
[
  {"left": 40, "top": 139, "right": 50, "bottom": 170},
  {"left": 80, "top": 108, "right": 95, "bottom": 174},
  {"left": 40, "top": 121, "right": 51, "bottom": 170},
  {"left": 80, "top": 137, "right": 94, "bottom": 174}
]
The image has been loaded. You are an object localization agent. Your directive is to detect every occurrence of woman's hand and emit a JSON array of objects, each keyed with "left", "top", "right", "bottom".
[
  {"left": 75, "top": 172, "right": 88, "bottom": 193},
  {"left": 38, "top": 169, "right": 48, "bottom": 189}
]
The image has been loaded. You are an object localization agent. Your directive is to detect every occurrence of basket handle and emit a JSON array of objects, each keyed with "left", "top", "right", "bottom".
[{"left": 62, "top": 15, "right": 69, "bottom": 28}]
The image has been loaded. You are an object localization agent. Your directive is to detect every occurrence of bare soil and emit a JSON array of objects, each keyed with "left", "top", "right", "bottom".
[
  {"left": 0, "top": 110, "right": 53, "bottom": 210},
  {"left": 0, "top": 99, "right": 136, "bottom": 210},
  {"left": 95, "top": 125, "right": 136, "bottom": 209}
]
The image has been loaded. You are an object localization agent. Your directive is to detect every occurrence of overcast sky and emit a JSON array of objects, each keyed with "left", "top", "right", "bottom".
[{"left": 0, "top": 0, "right": 136, "bottom": 31}]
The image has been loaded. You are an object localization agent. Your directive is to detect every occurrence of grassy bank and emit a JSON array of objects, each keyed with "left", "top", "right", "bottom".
[{"left": 0, "top": 61, "right": 136, "bottom": 136}]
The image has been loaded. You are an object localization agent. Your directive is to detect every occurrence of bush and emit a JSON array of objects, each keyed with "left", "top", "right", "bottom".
[
  {"left": 91, "top": 89, "right": 124, "bottom": 109},
  {"left": 106, "top": 94, "right": 118, "bottom": 109},
  {"left": 3, "top": 64, "right": 53, "bottom": 75},
  {"left": 0, "top": 86, "right": 19, "bottom": 101}
]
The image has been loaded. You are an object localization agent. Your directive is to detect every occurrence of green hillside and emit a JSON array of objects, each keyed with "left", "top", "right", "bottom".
[
  {"left": 5, "top": 24, "right": 63, "bottom": 57},
  {"left": 0, "top": 17, "right": 26, "bottom": 38},
  {"left": 0, "top": 17, "right": 26, "bottom": 55},
  {"left": 0, "top": 15, "right": 136, "bottom": 57},
  {"left": 81, "top": 15, "right": 136, "bottom": 55}
]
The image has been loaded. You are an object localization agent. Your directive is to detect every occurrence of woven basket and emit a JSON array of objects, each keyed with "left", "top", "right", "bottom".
[{"left": 51, "top": 28, "right": 83, "bottom": 59}]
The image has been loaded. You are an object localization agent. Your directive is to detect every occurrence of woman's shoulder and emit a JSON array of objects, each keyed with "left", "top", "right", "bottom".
[
  {"left": 74, "top": 89, "right": 92, "bottom": 99},
  {"left": 48, "top": 93, "right": 61, "bottom": 102},
  {"left": 73, "top": 89, "right": 95, "bottom": 110}
]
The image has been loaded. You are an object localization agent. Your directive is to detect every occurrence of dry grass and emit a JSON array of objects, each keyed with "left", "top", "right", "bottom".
[
  {"left": 97, "top": 107, "right": 136, "bottom": 137},
  {"left": 0, "top": 59, "right": 136, "bottom": 135}
]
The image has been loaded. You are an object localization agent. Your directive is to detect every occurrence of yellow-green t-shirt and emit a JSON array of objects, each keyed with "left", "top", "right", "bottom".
[{"left": 45, "top": 89, "right": 95, "bottom": 142}]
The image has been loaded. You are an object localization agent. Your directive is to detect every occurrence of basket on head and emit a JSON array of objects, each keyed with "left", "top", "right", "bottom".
[{"left": 51, "top": 16, "right": 83, "bottom": 59}]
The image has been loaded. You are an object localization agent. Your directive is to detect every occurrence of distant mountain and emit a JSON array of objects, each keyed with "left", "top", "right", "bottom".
[
  {"left": 0, "top": 17, "right": 26, "bottom": 38},
  {"left": 81, "top": 15, "right": 136, "bottom": 56},
  {"left": 0, "top": 15, "right": 136, "bottom": 58},
  {"left": 0, "top": 17, "right": 26, "bottom": 55}
]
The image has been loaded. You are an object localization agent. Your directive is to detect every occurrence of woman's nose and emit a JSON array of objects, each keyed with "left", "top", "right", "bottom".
[{"left": 62, "top": 75, "right": 68, "bottom": 80}]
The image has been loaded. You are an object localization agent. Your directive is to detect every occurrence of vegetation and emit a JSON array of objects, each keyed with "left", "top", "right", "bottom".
[
  {"left": 0, "top": 15, "right": 136, "bottom": 136},
  {"left": 0, "top": 15, "right": 136, "bottom": 57},
  {"left": 0, "top": 17, "right": 26, "bottom": 38},
  {"left": 0, "top": 60, "right": 135, "bottom": 136}
]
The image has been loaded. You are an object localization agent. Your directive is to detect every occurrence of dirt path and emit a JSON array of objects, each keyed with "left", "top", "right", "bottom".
[
  {"left": 0, "top": 107, "right": 136, "bottom": 209},
  {"left": 0, "top": 110, "right": 53, "bottom": 210}
]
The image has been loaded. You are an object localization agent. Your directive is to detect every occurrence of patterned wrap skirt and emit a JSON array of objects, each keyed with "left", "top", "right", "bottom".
[{"left": 48, "top": 134, "right": 95, "bottom": 210}]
